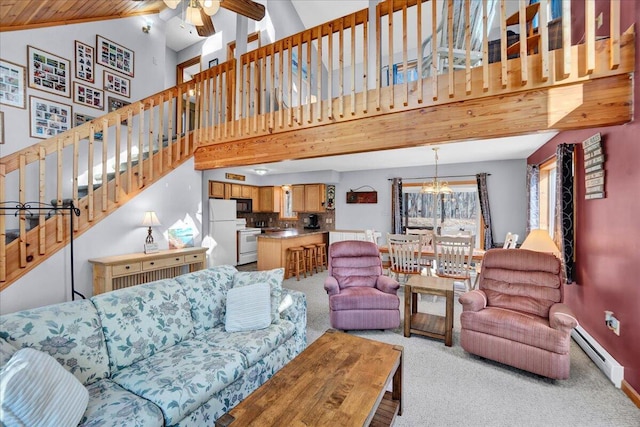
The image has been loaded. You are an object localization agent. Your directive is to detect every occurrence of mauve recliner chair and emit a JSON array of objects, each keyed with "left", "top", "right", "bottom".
[{"left": 324, "top": 241, "right": 400, "bottom": 330}]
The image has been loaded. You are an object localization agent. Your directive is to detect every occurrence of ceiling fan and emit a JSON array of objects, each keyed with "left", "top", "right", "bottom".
[{"left": 162, "top": 0, "right": 266, "bottom": 37}]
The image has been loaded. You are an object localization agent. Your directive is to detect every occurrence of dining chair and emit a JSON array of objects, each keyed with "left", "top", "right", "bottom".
[
  {"left": 386, "top": 233, "right": 423, "bottom": 285},
  {"left": 433, "top": 234, "right": 475, "bottom": 293},
  {"left": 405, "top": 228, "right": 434, "bottom": 275},
  {"left": 503, "top": 232, "right": 519, "bottom": 249}
]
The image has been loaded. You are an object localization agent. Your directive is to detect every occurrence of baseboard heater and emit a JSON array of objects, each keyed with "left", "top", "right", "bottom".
[{"left": 572, "top": 325, "right": 623, "bottom": 388}]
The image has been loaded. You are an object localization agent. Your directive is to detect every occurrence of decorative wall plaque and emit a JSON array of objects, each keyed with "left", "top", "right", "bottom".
[{"left": 583, "top": 133, "right": 605, "bottom": 200}]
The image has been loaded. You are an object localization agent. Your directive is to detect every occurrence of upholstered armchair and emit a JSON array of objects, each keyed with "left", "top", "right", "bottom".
[
  {"left": 324, "top": 241, "right": 400, "bottom": 331},
  {"left": 459, "top": 248, "right": 578, "bottom": 379}
]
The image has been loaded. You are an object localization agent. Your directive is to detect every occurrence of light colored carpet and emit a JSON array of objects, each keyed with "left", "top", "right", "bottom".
[{"left": 283, "top": 269, "right": 640, "bottom": 427}]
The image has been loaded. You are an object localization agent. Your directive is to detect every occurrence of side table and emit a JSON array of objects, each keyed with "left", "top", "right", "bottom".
[{"left": 404, "top": 275, "right": 455, "bottom": 346}]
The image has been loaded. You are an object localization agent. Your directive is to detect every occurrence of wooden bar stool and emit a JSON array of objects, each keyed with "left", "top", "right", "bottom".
[
  {"left": 303, "top": 245, "right": 318, "bottom": 275},
  {"left": 287, "top": 247, "right": 306, "bottom": 281},
  {"left": 315, "top": 242, "right": 327, "bottom": 272}
]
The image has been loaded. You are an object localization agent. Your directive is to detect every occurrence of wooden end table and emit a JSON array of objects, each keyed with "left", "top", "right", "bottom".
[
  {"left": 404, "top": 275, "right": 455, "bottom": 346},
  {"left": 215, "top": 329, "right": 403, "bottom": 426}
]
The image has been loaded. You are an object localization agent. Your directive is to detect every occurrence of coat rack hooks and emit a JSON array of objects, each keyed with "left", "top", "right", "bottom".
[{"left": 0, "top": 199, "right": 84, "bottom": 300}]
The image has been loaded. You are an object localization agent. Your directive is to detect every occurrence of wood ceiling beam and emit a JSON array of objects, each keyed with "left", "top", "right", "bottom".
[{"left": 194, "top": 74, "right": 632, "bottom": 170}]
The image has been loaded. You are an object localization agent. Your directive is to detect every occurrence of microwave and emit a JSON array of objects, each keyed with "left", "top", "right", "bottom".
[{"left": 234, "top": 198, "right": 252, "bottom": 213}]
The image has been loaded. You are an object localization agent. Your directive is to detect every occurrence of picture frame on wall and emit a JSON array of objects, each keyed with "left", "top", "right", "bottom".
[
  {"left": 74, "top": 40, "right": 95, "bottom": 83},
  {"left": 74, "top": 112, "right": 103, "bottom": 140},
  {"left": 106, "top": 96, "right": 130, "bottom": 113},
  {"left": 103, "top": 70, "right": 130, "bottom": 98},
  {"left": 0, "top": 59, "right": 26, "bottom": 109},
  {"left": 96, "top": 35, "right": 134, "bottom": 77},
  {"left": 29, "top": 95, "right": 72, "bottom": 139},
  {"left": 73, "top": 82, "right": 104, "bottom": 110},
  {"left": 27, "top": 45, "right": 71, "bottom": 97},
  {"left": 208, "top": 58, "right": 218, "bottom": 68}
]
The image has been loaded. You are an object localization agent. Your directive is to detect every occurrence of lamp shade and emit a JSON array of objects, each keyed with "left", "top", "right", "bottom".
[
  {"left": 199, "top": 0, "right": 221, "bottom": 15},
  {"left": 141, "top": 211, "right": 161, "bottom": 227},
  {"left": 163, "top": 0, "right": 181, "bottom": 9},
  {"left": 520, "top": 229, "right": 559, "bottom": 256},
  {"left": 185, "top": 5, "right": 204, "bottom": 26}
]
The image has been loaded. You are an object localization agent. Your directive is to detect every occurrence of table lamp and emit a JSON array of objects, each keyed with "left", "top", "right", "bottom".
[
  {"left": 520, "top": 229, "right": 560, "bottom": 257},
  {"left": 142, "top": 211, "right": 161, "bottom": 253}
]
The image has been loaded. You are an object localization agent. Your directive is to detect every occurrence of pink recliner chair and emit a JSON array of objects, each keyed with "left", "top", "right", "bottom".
[
  {"left": 324, "top": 241, "right": 400, "bottom": 331},
  {"left": 459, "top": 248, "right": 579, "bottom": 379}
]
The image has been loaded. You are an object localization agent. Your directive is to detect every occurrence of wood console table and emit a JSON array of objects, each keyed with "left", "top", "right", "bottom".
[{"left": 89, "top": 247, "right": 207, "bottom": 295}]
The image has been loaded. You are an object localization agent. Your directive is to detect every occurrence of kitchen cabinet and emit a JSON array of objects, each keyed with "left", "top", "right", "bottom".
[
  {"left": 251, "top": 186, "right": 260, "bottom": 210},
  {"left": 209, "top": 181, "right": 225, "bottom": 198},
  {"left": 258, "top": 186, "right": 281, "bottom": 213},
  {"left": 241, "top": 185, "right": 253, "bottom": 198},
  {"left": 231, "top": 184, "right": 243, "bottom": 198},
  {"left": 292, "top": 184, "right": 326, "bottom": 212}
]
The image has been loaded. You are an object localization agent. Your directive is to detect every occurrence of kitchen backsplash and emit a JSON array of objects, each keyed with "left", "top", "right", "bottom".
[{"left": 238, "top": 211, "right": 336, "bottom": 230}]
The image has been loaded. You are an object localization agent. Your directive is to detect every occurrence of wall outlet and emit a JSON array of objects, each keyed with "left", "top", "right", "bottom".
[{"left": 605, "top": 311, "right": 621, "bottom": 336}]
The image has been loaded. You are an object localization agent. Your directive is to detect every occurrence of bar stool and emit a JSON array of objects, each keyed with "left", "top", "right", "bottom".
[
  {"left": 315, "top": 242, "right": 327, "bottom": 272},
  {"left": 303, "top": 245, "right": 318, "bottom": 275},
  {"left": 287, "top": 247, "right": 306, "bottom": 281}
]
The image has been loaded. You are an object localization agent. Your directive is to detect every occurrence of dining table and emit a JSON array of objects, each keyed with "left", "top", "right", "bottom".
[{"left": 378, "top": 245, "right": 486, "bottom": 262}]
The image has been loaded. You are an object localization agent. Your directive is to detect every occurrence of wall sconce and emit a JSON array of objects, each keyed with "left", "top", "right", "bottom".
[
  {"left": 141, "top": 211, "right": 161, "bottom": 253},
  {"left": 142, "top": 23, "right": 152, "bottom": 34}
]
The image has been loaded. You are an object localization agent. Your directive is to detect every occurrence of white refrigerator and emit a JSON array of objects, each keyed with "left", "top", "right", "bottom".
[{"left": 208, "top": 199, "right": 237, "bottom": 266}]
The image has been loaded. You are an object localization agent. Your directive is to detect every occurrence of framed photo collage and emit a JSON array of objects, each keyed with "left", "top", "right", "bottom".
[{"left": 2, "top": 35, "right": 135, "bottom": 141}]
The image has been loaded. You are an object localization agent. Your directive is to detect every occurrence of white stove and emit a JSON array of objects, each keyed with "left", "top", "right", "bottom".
[{"left": 236, "top": 219, "right": 261, "bottom": 265}]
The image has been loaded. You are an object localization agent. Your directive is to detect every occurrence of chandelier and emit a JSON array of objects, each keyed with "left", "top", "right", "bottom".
[
  {"left": 164, "top": 0, "right": 221, "bottom": 26},
  {"left": 420, "top": 147, "right": 453, "bottom": 195}
]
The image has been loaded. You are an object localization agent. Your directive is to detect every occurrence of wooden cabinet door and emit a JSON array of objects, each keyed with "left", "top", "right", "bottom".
[
  {"left": 305, "top": 184, "right": 326, "bottom": 212},
  {"left": 259, "top": 187, "right": 273, "bottom": 212},
  {"left": 241, "top": 185, "right": 252, "bottom": 198},
  {"left": 231, "top": 184, "right": 243, "bottom": 198},
  {"left": 292, "top": 185, "right": 305, "bottom": 212},
  {"left": 209, "top": 181, "right": 225, "bottom": 198},
  {"left": 224, "top": 183, "right": 231, "bottom": 199},
  {"left": 251, "top": 187, "right": 260, "bottom": 211}
]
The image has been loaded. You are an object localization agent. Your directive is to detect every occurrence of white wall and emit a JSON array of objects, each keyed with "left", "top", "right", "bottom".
[
  {"left": 0, "top": 15, "right": 168, "bottom": 157},
  {"left": 0, "top": 159, "right": 202, "bottom": 314}
]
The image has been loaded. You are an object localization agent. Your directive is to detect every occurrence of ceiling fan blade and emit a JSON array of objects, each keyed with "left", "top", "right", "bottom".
[
  {"left": 196, "top": 7, "right": 215, "bottom": 37},
  {"left": 221, "top": 0, "right": 266, "bottom": 21}
]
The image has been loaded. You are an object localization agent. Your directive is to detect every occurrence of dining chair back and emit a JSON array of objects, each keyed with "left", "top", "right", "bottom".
[
  {"left": 387, "top": 233, "right": 423, "bottom": 284},
  {"left": 503, "top": 232, "right": 519, "bottom": 249},
  {"left": 405, "top": 228, "right": 434, "bottom": 274},
  {"left": 434, "top": 234, "right": 475, "bottom": 292}
]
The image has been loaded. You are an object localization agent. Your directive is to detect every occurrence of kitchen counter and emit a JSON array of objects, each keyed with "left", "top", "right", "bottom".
[
  {"left": 257, "top": 230, "right": 328, "bottom": 276},
  {"left": 258, "top": 229, "right": 327, "bottom": 239}
]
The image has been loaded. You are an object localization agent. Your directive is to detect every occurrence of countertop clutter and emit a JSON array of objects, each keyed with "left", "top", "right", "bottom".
[{"left": 258, "top": 229, "right": 328, "bottom": 239}]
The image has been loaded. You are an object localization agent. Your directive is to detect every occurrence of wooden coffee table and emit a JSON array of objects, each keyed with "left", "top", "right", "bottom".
[
  {"left": 404, "top": 275, "right": 455, "bottom": 346},
  {"left": 215, "top": 329, "right": 403, "bottom": 426}
]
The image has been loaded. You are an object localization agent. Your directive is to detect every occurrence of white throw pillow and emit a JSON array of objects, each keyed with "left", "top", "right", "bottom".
[
  {"left": 0, "top": 347, "right": 89, "bottom": 427},
  {"left": 225, "top": 282, "right": 272, "bottom": 332}
]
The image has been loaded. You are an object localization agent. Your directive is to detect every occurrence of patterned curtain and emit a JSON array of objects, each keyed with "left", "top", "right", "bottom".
[
  {"left": 526, "top": 164, "right": 540, "bottom": 234},
  {"left": 391, "top": 178, "right": 403, "bottom": 234},
  {"left": 476, "top": 173, "right": 494, "bottom": 249},
  {"left": 554, "top": 144, "right": 575, "bottom": 283}
]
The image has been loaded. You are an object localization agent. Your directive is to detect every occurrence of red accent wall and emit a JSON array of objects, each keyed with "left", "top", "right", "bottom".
[{"left": 528, "top": 1, "right": 640, "bottom": 392}]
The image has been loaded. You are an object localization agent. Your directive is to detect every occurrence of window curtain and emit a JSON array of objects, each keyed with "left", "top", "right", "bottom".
[
  {"left": 476, "top": 173, "right": 494, "bottom": 249},
  {"left": 526, "top": 164, "right": 540, "bottom": 234},
  {"left": 391, "top": 178, "right": 403, "bottom": 234},
  {"left": 554, "top": 144, "right": 575, "bottom": 283}
]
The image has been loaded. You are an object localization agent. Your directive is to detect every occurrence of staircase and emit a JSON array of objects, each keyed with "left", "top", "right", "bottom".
[{"left": 0, "top": 0, "right": 634, "bottom": 289}]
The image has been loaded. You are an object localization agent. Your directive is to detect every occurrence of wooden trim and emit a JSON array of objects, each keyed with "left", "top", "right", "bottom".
[
  {"left": 176, "top": 56, "right": 201, "bottom": 86},
  {"left": 622, "top": 380, "right": 640, "bottom": 408}
]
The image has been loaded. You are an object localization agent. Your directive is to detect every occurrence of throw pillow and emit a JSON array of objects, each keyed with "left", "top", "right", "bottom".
[
  {"left": 0, "top": 347, "right": 89, "bottom": 427},
  {"left": 233, "top": 268, "right": 284, "bottom": 324},
  {"left": 225, "top": 282, "right": 272, "bottom": 332}
]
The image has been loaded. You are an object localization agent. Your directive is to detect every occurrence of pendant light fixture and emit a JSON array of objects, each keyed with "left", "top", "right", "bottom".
[{"left": 420, "top": 147, "right": 453, "bottom": 195}]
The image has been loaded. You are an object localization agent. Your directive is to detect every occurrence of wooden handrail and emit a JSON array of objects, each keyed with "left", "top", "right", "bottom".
[{"left": 0, "top": 0, "right": 629, "bottom": 287}]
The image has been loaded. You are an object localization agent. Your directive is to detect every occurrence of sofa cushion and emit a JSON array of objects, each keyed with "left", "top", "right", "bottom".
[
  {"left": 199, "top": 320, "right": 295, "bottom": 367},
  {"left": 233, "top": 268, "right": 284, "bottom": 324},
  {"left": 0, "top": 299, "right": 110, "bottom": 385},
  {"left": 225, "top": 282, "right": 272, "bottom": 332},
  {"left": 329, "top": 287, "right": 400, "bottom": 311},
  {"left": 175, "top": 265, "right": 237, "bottom": 334},
  {"left": 460, "top": 307, "right": 571, "bottom": 354},
  {"left": 0, "top": 348, "right": 89, "bottom": 427},
  {"left": 81, "top": 379, "right": 164, "bottom": 427},
  {"left": 111, "top": 340, "right": 245, "bottom": 425},
  {"left": 91, "top": 278, "right": 194, "bottom": 372}
]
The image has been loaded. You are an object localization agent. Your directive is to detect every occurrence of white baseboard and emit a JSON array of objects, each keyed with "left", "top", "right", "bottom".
[{"left": 572, "top": 325, "right": 624, "bottom": 388}]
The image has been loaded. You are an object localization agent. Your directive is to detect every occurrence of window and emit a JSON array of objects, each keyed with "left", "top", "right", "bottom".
[
  {"left": 403, "top": 181, "right": 483, "bottom": 247},
  {"left": 539, "top": 158, "right": 557, "bottom": 237}
]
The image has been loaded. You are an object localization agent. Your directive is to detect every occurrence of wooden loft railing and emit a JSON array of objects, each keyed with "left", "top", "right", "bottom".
[{"left": 0, "top": 0, "right": 633, "bottom": 288}]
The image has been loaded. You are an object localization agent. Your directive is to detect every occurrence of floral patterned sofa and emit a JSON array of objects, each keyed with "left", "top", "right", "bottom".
[{"left": 0, "top": 266, "right": 307, "bottom": 426}]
